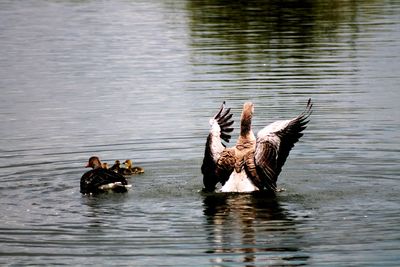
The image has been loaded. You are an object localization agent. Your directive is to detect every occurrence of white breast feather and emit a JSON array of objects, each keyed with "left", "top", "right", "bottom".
[{"left": 220, "top": 170, "right": 259, "bottom": 192}]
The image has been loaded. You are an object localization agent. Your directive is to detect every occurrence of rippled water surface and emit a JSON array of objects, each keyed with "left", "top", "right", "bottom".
[{"left": 1, "top": 0, "right": 399, "bottom": 266}]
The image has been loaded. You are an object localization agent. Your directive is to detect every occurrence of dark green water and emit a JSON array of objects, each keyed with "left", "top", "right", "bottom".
[{"left": 0, "top": 0, "right": 399, "bottom": 266}]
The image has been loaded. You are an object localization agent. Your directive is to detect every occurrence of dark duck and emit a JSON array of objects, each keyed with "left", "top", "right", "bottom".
[{"left": 80, "top": 156, "right": 131, "bottom": 195}]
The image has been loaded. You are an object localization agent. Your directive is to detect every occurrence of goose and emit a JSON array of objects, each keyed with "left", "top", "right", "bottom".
[
  {"left": 80, "top": 156, "right": 131, "bottom": 195},
  {"left": 201, "top": 99, "right": 312, "bottom": 193},
  {"left": 122, "top": 159, "right": 144, "bottom": 175}
]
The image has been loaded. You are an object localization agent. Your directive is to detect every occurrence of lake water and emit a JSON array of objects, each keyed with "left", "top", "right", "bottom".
[{"left": 0, "top": 0, "right": 399, "bottom": 266}]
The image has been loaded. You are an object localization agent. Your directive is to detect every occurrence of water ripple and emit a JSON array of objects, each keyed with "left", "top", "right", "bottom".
[{"left": 0, "top": 0, "right": 399, "bottom": 266}]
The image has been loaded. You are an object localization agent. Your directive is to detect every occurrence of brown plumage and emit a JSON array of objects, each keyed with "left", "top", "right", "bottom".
[{"left": 201, "top": 99, "right": 313, "bottom": 193}]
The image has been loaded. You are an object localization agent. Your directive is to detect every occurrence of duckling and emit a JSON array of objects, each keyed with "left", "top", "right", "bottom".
[
  {"left": 122, "top": 159, "right": 144, "bottom": 175},
  {"left": 80, "top": 156, "right": 131, "bottom": 195},
  {"left": 109, "top": 160, "right": 121, "bottom": 173},
  {"left": 109, "top": 159, "right": 131, "bottom": 175},
  {"left": 102, "top": 162, "right": 109, "bottom": 169}
]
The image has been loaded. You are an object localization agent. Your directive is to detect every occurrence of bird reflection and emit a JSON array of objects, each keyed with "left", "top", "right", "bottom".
[
  {"left": 80, "top": 194, "right": 129, "bottom": 233},
  {"left": 202, "top": 193, "right": 308, "bottom": 266}
]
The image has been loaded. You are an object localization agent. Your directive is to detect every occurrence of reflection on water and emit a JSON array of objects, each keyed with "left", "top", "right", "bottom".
[
  {"left": 81, "top": 193, "right": 131, "bottom": 232},
  {"left": 203, "top": 193, "right": 308, "bottom": 265},
  {"left": 187, "top": 0, "right": 361, "bottom": 84},
  {"left": 0, "top": 0, "right": 399, "bottom": 266}
]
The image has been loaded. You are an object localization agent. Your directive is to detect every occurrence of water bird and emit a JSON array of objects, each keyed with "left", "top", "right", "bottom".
[
  {"left": 109, "top": 160, "right": 121, "bottom": 173},
  {"left": 201, "top": 99, "right": 312, "bottom": 193},
  {"left": 121, "top": 159, "right": 144, "bottom": 175},
  {"left": 80, "top": 156, "right": 131, "bottom": 195},
  {"left": 102, "top": 162, "right": 109, "bottom": 169}
]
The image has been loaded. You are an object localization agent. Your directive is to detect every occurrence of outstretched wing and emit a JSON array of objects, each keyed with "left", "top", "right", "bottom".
[
  {"left": 253, "top": 98, "right": 313, "bottom": 191},
  {"left": 201, "top": 102, "right": 235, "bottom": 192}
]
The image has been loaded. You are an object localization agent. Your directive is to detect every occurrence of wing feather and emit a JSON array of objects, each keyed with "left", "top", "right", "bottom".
[
  {"left": 216, "top": 148, "right": 236, "bottom": 186},
  {"left": 201, "top": 102, "right": 235, "bottom": 191},
  {"left": 254, "top": 99, "right": 313, "bottom": 191}
]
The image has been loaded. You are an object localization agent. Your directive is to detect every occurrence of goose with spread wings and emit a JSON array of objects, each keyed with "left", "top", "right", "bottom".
[{"left": 201, "top": 99, "right": 313, "bottom": 193}]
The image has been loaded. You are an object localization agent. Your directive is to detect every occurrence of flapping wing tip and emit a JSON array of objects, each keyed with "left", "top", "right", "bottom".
[
  {"left": 299, "top": 98, "right": 313, "bottom": 119},
  {"left": 214, "top": 101, "right": 226, "bottom": 119},
  {"left": 219, "top": 107, "right": 231, "bottom": 119},
  {"left": 306, "top": 98, "right": 313, "bottom": 111}
]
